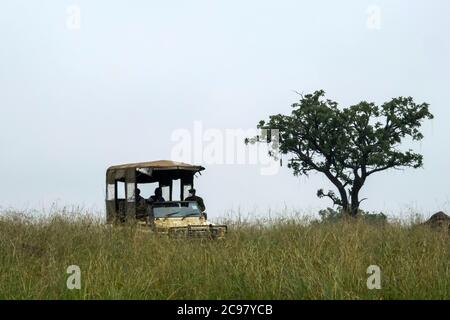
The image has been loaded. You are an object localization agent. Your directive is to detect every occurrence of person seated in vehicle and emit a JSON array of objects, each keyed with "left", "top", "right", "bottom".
[
  {"left": 135, "top": 188, "right": 148, "bottom": 219},
  {"left": 135, "top": 188, "right": 145, "bottom": 203},
  {"left": 147, "top": 187, "right": 165, "bottom": 204},
  {"left": 185, "top": 188, "right": 206, "bottom": 213}
]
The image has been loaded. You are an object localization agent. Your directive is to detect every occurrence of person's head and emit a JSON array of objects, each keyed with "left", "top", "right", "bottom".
[
  {"left": 136, "top": 188, "right": 141, "bottom": 196},
  {"left": 155, "top": 187, "right": 162, "bottom": 197},
  {"left": 188, "top": 188, "right": 196, "bottom": 196}
]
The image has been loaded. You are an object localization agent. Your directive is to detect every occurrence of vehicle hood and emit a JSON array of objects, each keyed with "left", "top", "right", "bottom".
[{"left": 154, "top": 216, "right": 209, "bottom": 228}]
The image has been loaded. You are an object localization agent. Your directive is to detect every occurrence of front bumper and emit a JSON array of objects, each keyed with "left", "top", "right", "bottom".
[{"left": 166, "top": 224, "right": 227, "bottom": 239}]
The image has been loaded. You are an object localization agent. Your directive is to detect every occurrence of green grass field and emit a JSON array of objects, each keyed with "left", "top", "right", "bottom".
[{"left": 0, "top": 210, "right": 448, "bottom": 299}]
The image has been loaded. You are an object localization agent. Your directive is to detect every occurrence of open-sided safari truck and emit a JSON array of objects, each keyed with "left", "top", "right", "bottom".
[{"left": 106, "top": 160, "right": 227, "bottom": 239}]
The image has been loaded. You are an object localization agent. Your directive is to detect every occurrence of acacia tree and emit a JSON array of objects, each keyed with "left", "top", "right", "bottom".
[{"left": 247, "top": 90, "right": 433, "bottom": 216}]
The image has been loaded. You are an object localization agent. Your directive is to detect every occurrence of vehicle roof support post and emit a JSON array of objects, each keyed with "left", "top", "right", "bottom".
[
  {"left": 181, "top": 174, "right": 194, "bottom": 201},
  {"left": 180, "top": 179, "right": 183, "bottom": 201},
  {"left": 125, "top": 169, "right": 136, "bottom": 222},
  {"left": 106, "top": 169, "right": 116, "bottom": 223}
]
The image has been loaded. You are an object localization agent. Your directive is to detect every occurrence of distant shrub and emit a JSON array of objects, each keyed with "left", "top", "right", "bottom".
[{"left": 317, "top": 207, "right": 387, "bottom": 224}]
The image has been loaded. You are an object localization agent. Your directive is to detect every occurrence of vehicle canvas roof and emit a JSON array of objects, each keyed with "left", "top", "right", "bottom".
[{"left": 107, "top": 160, "right": 205, "bottom": 172}]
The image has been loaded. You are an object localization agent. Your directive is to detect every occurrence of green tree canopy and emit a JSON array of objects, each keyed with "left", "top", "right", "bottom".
[{"left": 247, "top": 90, "right": 433, "bottom": 216}]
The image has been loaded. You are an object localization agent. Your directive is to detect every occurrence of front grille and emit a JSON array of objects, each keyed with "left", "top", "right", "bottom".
[{"left": 168, "top": 225, "right": 227, "bottom": 239}]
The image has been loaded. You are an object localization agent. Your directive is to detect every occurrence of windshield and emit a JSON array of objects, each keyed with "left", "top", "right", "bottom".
[{"left": 152, "top": 201, "right": 202, "bottom": 218}]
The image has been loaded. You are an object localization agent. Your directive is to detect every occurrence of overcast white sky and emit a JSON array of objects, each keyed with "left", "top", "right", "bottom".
[{"left": 1, "top": 0, "right": 449, "bottom": 220}]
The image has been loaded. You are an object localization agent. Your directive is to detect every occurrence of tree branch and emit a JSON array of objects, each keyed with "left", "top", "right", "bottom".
[{"left": 317, "top": 189, "right": 343, "bottom": 206}]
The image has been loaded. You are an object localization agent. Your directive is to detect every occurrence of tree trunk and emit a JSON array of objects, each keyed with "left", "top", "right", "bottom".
[
  {"left": 349, "top": 181, "right": 363, "bottom": 217},
  {"left": 337, "top": 186, "right": 350, "bottom": 215},
  {"left": 325, "top": 171, "right": 350, "bottom": 214},
  {"left": 350, "top": 192, "right": 359, "bottom": 217}
]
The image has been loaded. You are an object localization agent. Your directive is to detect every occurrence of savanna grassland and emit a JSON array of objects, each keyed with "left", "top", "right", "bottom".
[{"left": 0, "top": 210, "right": 448, "bottom": 299}]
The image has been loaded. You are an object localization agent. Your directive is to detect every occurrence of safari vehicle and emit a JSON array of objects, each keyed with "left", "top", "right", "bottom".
[{"left": 105, "top": 160, "right": 227, "bottom": 238}]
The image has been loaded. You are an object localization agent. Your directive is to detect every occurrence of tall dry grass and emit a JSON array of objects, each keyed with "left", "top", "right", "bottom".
[{"left": 0, "top": 209, "right": 448, "bottom": 299}]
